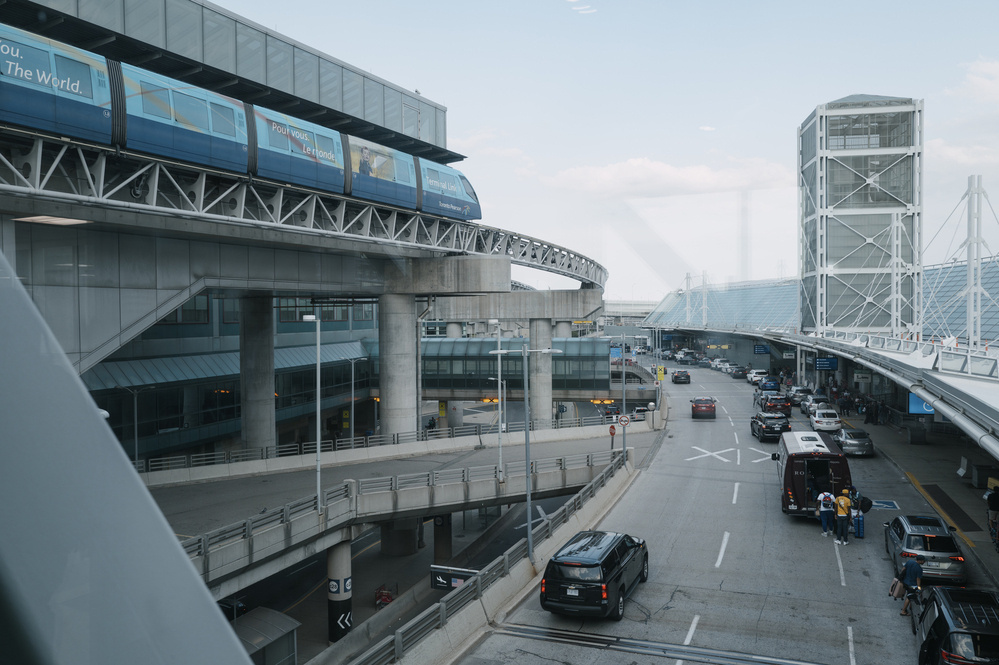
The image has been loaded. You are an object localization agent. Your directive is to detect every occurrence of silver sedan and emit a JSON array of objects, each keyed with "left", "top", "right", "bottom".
[{"left": 831, "top": 428, "right": 875, "bottom": 456}]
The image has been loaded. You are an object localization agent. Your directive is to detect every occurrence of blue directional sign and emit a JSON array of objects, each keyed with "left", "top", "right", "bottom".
[
  {"left": 815, "top": 357, "right": 838, "bottom": 370},
  {"left": 754, "top": 345, "right": 770, "bottom": 354}
]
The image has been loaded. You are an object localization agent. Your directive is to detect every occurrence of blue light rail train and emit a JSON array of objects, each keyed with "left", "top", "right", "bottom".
[{"left": 0, "top": 23, "right": 481, "bottom": 221}]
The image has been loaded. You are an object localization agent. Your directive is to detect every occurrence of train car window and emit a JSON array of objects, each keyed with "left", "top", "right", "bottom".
[
  {"left": 140, "top": 81, "right": 171, "bottom": 120},
  {"left": 173, "top": 91, "right": 209, "bottom": 130},
  {"left": 316, "top": 135, "right": 339, "bottom": 165},
  {"left": 210, "top": 103, "right": 236, "bottom": 137},
  {"left": 459, "top": 176, "right": 479, "bottom": 202},
  {"left": 289, "top": 127, "right": 315, "bottom": 156},
  {"left": 394, "top": 158, "right": 410, "bottom": 184},
  {"left": 425, "top": 168, "right": 441, "bottom": 191},
  {"left": 53, "top": 55, "right": 93, "bottom": 98},
  {"left": 268, "top": 122, "right": 289, "bottom": 151},
  {"left": 2, "top": 39, "right": 52, "bottom": 88},
  {"left": 437, "top": 172, "right": 456, "bottom": 194}
]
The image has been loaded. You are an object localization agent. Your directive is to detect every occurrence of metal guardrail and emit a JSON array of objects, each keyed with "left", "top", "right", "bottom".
[
  {"left": 347, "top": 452, "right": 626, "bottom": 665},
  {"left": 138, "top": 415, "right": 622, "bottom": 474},
  {"left": 179, "top": 450, "right": 619, "bottom": 564}
]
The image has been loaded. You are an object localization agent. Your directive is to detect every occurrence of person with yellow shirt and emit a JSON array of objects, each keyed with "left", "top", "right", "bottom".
[{"left": 834, "top": 489, "right": 852, "bottom": 545}]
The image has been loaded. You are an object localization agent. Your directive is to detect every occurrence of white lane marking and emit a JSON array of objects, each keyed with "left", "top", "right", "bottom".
[
  {"left": 835, "top": 538, "right": 846, "bottom": 586},
  {"left": 848, "top": 626, "right": 856, "bottom": 665},
  {"left": 728, "top": 416, "right": 734, "bottom": 426},
  {"left": 736, "top": 448, "right": 741, "bottom": 465},
  {"left": 721, "top": 405, "right": 729, "bottom": 414},
  {"left": 686, "top": 447, "right": 734, "bottom": 462},
  {"left": 749, "top": 447, "right": 771, "bottom": 463},
  {"left": 715, "top": 532, "right": 730, "bottom": 568},
  {"left": 733, "top": 432, "right": 739, "bottom": 445},
  {"left": 732, "top": 482, "right": 739, "bottom": 504},
  {"left": 675, "top": 614, "right": 701, "bottom": 665}
]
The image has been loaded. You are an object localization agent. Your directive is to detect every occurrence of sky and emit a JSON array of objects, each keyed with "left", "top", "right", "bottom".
[{"left": 213, "top": 0, "right": 999, "bottom": 302}]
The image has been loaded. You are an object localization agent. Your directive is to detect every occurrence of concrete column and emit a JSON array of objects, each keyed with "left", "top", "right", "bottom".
[
  {"left": 380, "top": 518, "right": 420, "bottom": 556},
  {"left": 554, "top": 321, "right": 572, "bottom": 338},
  {"left": 529, "top": 318, "right": 554, "bottom": 430},
  {"left": 433, "top": 514, "right": 453, "bottom": 564},
  {"left": 445, "top": 401, "right": 464, "bottom": 428},
  {"left": 326, "top": 541, "right": 352, "bottom": 643},
  {"left": 379, "top": 294, "right": 417, "bottom": 435},
  {"left": 446, "top": 322, "right": 463, "bottom": 338},
  {"left": 239, "top": 296, "right": 275, "bottom": 449}
]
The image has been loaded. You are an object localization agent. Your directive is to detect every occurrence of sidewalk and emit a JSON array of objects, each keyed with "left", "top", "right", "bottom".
[{"left": 846, "top": 414, "right": 999, "bottom": 588}]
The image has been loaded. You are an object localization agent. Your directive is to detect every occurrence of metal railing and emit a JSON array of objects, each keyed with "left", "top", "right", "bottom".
[
  {"left": 347, "top": 452, "right": 626, "bottom": 665},
  {"left": 180, "top": 449, "right": 619, "bottom": 564},
  {"left": 137, "top": 414, "right": 622, "bottom": 474}
]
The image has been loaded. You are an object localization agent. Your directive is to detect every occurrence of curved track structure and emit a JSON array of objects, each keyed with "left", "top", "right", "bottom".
[{"left": 0, "top": 129, "right": 607, "bottom": 288}]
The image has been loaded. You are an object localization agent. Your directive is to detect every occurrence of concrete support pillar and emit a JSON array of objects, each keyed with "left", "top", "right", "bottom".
[
  {"left": 326, "top": 541, "right": 352, "bottom": 644},
  {"left": 380, "top": 518, "right": 420, "bottom": 556},
  {"left": 554, "top": 321, "right": 572, "bottom": 338},
  {"left": 445, "top": 401, "right": 464, "bottom": 428},
  {"left": 240, "top": 296, "right": 275, "bottom": 449},
  {"left": 433, "top": 514, "right": 453, "bottom": 564},
  {"left": 379, "top": 294, "right": 417, "bottom": 435},
  {"left": 446, "top": 322, "right": 463, "bottom": 338},
  {"left": 529, "top": 318, "right": 554, "bottom": 430}
]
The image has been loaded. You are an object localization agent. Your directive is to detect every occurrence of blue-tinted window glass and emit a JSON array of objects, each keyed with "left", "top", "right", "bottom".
[
  {"left": 140, "top": 81, "right": 171, "bottom": 119},
  {"left": 289, "top": 127, "right": 315, "bottom": 156},
  {"left": 210, "top": 102, "right": 235, "bottom": 137},
  {"left": 1, "top": 39, "right": 50, "bottom": 88},
  {"left": 174, "top": 91, "right": 209, "bottom": 130},
  {"left": 268, "top": 121, "right": 289, "bottom": 150},
  {"left": 54, "top": 55, "right": 93, "bottom": 98}
]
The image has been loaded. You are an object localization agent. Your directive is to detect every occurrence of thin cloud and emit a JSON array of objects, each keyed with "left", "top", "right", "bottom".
[
  {"left": 542, "top": 157, "right": 794, "bottom": 197},
  {"left": 700, "top": 126, "right": 716, "bottom": 132},
  {"left": 949, "top": 59, "right": 999, "bottom": 104},
  {"left": 926, "top": 137, "right": 999, "bottom": 167}
]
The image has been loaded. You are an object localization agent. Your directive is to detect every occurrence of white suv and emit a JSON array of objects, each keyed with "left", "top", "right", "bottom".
[{"left": 746, "top": 369, "right": 768, "bottom": 384}]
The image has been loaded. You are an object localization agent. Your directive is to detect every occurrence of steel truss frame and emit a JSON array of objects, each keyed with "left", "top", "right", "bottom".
[{"left": 0, "top": 129, "right": 607, "bottom": 288}]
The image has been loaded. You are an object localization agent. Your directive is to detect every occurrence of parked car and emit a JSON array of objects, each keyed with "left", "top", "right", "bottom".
[
  {"left": 698, "top": 357, "right": 713, "bottom": 368},
  {"left": 914, "top": 586, "right": 999, "bottom": 665},
  {"left": 884, "top": 515, "right": 966, "bottom": 584},
  {"left": 690, "top": 397, "right": 717, "bottom": 419},
  {"left": 786, "top": 386, "right": 813, "bottom": 405},
  {"left": 746, "top": 369, "right": 768, "bottom": 384},
  {"left": 802, "top": 396, "right": 830, "bottom": 417},
  {"left": 731, "top": 366, "right": 748, "bottom": 379},
  {"left": 671, "top": 370, "right": 691, "bottom": 384},
  {"left": 710, "top": 358, "right": 730, "bottom": 370},
  {"left": 831, "top": 428, "right": 874, "bottom": 456},
  {"left": 750, "top": 411, "right": 791, "bottom": 442},
  {"left": 810, "top": 409, "right": 843, "bottom": 432},
  {"left": 762, "top": 395, "right": 792, "bottom": 416},
  {"left": 539, "top": 530, "right": 648, "bottom": 620}
]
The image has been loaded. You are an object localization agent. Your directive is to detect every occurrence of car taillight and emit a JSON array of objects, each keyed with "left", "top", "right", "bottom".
[
  {"left": 900, "top": 551, "right": 917, "bottom": 558},
  {"left": 950, "top": 555, "right": 965, "bottom": 562},
  {"left": 601, "top": 584, "right": 607, "bottom": 600},
  {"left": 940, "top": 650, "right": 977, "bottom": 665},
  {"left": 541, "top": 578, "right": 546, "bottom": 594}
]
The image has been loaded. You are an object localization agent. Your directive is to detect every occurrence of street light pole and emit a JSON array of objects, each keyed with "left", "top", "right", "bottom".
[
  {"left": 348, "top": 357, "right": 361, "bottom": 443},
  {"left": 303, "top": 314, "right": 322, "bottom": 507},
  {"left": 490, "top": 318, "right": 504, "bottom": 482},
  {"left": 116, "top": 385, "right": 155, "bottom": 466},
  {"left": 490, "top": 345, "right": 562, "bottom": 564}
]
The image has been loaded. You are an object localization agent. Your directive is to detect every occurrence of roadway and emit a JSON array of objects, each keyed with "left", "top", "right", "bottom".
[
  {"left": 149, "top": 402, "right": 665, "bottom": 663},
  {"left": 451, "top": 364, "right": 999, "bottom": 665}
]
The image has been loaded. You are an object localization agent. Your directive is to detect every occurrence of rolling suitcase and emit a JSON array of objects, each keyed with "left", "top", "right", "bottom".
[{"left": 854, "top": 512, "right": 865, "bottom": 538}]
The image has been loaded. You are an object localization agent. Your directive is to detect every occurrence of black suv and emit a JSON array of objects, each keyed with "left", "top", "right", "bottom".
[
  {"left": 672, "top": 370, "right": 691, "bottom": 384},
  {"left": 750, "top": 411, "right": 791, "bottom": 441},
  {"left": 540, "top": 531, "right": 648, "bottom": 620},
  {"left": 914, "top": 587, "right": 999, "bottom": 665}
]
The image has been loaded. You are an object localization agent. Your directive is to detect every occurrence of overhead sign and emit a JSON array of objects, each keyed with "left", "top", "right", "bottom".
[
  {"left": 908, "top": 394, "right": 935, "bottom": 414},
  {"left": 854, "top": 371, "right": 872, "bottom": 383},
  {"left": 815, "top": 357, "right": 838, "bottom": 371},
  {"left": 754, "top": 345, "right": 770, "bottom": 354},
  {"left": 782, "top": 351, "right": 796, "bottom": 359}
]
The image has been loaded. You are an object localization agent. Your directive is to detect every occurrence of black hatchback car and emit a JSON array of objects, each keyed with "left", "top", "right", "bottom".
[
  {"left": 914, "top": 586, "right": 999, "bottom": 665},
  {"left": 672, "top": 370, "right": 690, "bottom": 384},
  {"left": 540, "top": 531, "right": 648, "bottom": 621}
]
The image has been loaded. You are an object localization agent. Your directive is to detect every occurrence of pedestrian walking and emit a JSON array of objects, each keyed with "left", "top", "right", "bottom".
[
  {"left": 899, "top": 555, "right": 924, "bottom": 616},
  {"left": 835, "top": 489, "right": 852, "bottom": 545},
  {"left": 817, "top": 487, "right": 836, "bottom": 537}
]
